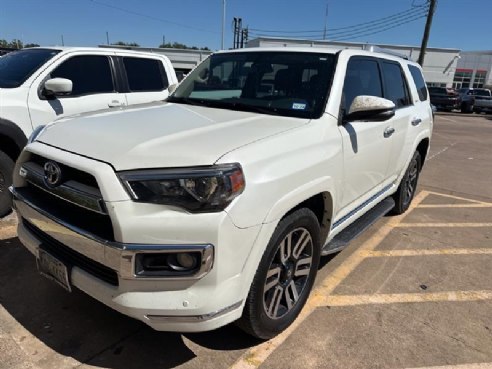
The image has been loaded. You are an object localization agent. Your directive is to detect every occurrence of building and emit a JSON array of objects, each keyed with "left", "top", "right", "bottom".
[
  {"left": 246, "top": 37, "right": 461, "bottom": 88},
  {"left": 453, "top": 51, "right": 492, "bottom": 89},
  {"left": 98, "top": 45, "right": 212, "bottom": 76}
]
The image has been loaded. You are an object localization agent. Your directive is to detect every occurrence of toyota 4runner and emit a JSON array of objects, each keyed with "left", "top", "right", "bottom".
[{"left": 11, "top": 47, "right": 432, "bottom": 339}]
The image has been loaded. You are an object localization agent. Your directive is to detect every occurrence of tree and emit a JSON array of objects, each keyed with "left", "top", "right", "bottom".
[
  {"left": 112, "top": 41, "right": 140, "bottom": 47},
  {"left": 159, "top": 41, "right": 210, "bottom": 51},
  {"left": 24, "top": 43, "right": 40, "bottom": 48}
]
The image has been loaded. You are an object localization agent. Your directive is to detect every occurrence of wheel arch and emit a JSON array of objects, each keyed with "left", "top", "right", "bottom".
[
  {"left": 416, "top": 137, "right": 430, "bottom": 168},
  {"left": 0, "top": 118, "right": 28, "bottom": 161}
]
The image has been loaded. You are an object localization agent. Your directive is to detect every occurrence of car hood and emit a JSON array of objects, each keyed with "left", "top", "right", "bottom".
[{"left": 38, "top": 102, "right": 309, "bottom": 170}]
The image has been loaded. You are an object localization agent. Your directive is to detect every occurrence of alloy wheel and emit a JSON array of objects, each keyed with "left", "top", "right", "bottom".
[{"left": 263, "top": 227, "right": 314, "bottom": 320}]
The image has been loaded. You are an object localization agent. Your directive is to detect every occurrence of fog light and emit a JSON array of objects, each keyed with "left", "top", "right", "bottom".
[
  {"left": 135, "top": 252, "right": 201, "bottom": 277},
  {"left": 168, "top": 252, "right": 199, "bottom": 271},
  {"left": 177, "top": 253, "right": 198, "bottom": 269}
]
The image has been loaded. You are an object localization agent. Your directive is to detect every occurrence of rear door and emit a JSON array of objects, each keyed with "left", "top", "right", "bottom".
[
  {"left": 379, "top": 59, "right": 416, "bottom": 184},
  {"left": 119, "top": 55, "right": 170, "bottom": 105},
  {"left": 28, "top": 53, "right": 125, "bottom": 125}
]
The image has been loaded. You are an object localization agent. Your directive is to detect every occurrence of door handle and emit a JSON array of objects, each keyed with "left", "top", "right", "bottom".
[
  {"left": 384, "top": 127, "right": 395, "bottom": 138},
  {"left": 108, "top": 100, "right": 124, "bottom": 108},
  {"left": 411, "top": 118, "right": 422, "bottom": 126}
]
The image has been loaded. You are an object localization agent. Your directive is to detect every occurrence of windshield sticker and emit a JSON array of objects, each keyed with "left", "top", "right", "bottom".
[{"left": 292, "top": 103, "right": 307, "bottom": 110}]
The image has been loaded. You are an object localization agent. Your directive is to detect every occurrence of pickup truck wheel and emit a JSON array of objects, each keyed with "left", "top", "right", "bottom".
[
  {"left": 0, "top": 150, "right": 15, "bottom": 217},
  {"left": 237, "top": 208, "right": 321, "bottom": 339},
  {"left": 461, "top": 102, "right": 473, "bottom": 113},
  {"left": 392, "top": 151, "right": 421, "bottom": 215}
]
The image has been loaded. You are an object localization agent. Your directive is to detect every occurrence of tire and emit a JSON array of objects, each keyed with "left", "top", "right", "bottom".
[
  {"left": 391, "top": 151, "right": 421, "bottom": 215},
  {"left": 461, "top": 102, "right": 473, "bottom": 114},
  {"left": 237, "top": 208, "right": 321, "bottom": 339},
  {"left": 0, "top": 150, "right": 15, "bottom": 218}
]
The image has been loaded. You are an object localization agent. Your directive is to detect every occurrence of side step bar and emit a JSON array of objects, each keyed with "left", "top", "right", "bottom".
[{"left": 321, "top": 197, "right": 395, "bottom": 256}]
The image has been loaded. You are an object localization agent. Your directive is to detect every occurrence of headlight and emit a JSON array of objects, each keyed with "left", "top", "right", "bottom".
[
  {"left": 27, "top": 125, "right": 46, "bottom": 144},
  {"left": 118, "top": 163, "right": 245, "bottom": 212}
]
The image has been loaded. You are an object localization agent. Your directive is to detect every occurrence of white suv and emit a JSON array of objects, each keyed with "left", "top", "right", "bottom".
[
  {"left": 11, "top": 47, "right": 432, "bottom": 339},
  {"left": 0, "top": 47, "right": 178, "bottom": 216}
]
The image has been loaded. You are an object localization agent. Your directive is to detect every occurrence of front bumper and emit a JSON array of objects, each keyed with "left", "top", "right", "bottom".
[{"left": 11, "top": 185, "right": 261, "bottom": 332}]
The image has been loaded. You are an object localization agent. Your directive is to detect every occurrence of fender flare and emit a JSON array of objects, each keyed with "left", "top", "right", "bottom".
[
  {"left": 263, "top": 175, "right": 335, "bottom": 224},
  {"left": 0, "top": 118, "right": 28, "bottom": 155}
]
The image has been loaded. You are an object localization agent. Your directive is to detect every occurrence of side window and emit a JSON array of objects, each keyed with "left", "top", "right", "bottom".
[
  {"left": 381, "top": 61, "right": 411, "bottom": 108},
  {"left": 343, "top": 58, "right": 383, "bottom": 112},
  {"left": 123, "top": 57, "right": 168, "bottom": 92},
  {"left": 51, "top": 55, "right": 114, "bottom": 96},
  {"left": 408, "top": 65, "right": 428, "bottom": 101}
]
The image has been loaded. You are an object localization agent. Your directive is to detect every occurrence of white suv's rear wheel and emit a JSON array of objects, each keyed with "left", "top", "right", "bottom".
[
  {"left": 0, "top": 150, "right": 14, "bottom": 218},
  {"left": 237, "top": 208, "right": 321, "bottom": 339}
]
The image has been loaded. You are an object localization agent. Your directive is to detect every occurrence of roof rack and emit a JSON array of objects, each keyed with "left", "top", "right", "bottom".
[{"left": 363, "top": 44, "right": 409, "bottom": 60}]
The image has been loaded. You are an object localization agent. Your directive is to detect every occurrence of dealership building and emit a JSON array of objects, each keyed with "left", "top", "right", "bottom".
[{"left": 453, "top": 50, "right": 492, "bottom": 89}]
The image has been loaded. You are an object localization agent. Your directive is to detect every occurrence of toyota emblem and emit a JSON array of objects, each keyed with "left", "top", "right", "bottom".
[{"left": 43, "top": 161, "right": 62, "bottom": 188}]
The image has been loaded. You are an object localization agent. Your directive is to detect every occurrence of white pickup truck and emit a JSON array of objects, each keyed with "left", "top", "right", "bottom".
[
  {"left": 11, "top": 47, "right": 432, "bottom": 339},
  {"left": 0, "top": 47, "right": 177, "bottom": 216}
]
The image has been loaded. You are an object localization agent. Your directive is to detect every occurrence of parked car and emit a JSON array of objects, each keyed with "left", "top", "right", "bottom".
[
  {"left": 457, "top": 87, "right": 492, "bottom": 113},
  {"left": 472, "top": 89, "right": 492, "bottom": 114},
  {"left": 428, "top": 86, "right": 458, "bottom": 111},
  {"left": 11, "top": 47, "right": 432, "bottom": 339},
  {"left": 0, "top": 47, "right": 178, "bottom": 216}
]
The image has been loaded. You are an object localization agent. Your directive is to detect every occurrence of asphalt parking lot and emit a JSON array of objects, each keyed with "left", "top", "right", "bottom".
[{"left": 1, "top": 113, "right": 491, "bottom": 369}]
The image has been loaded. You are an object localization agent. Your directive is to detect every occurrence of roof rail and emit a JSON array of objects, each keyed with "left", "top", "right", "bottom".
[{"left": 363, "top": 44, "right": 409, "bottom": 60}]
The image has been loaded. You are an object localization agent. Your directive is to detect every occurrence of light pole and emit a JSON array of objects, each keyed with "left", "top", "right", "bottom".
[{"left": 221, "top": 0, "right": 226, "bottom": 50}]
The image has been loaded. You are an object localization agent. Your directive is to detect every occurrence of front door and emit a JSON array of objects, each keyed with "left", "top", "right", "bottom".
[
  {"left": 28, "top": 54, "right": 125, "bottom": 127},
  {"left": 338, "top": 57, "right": 394, "bottom": 214}
]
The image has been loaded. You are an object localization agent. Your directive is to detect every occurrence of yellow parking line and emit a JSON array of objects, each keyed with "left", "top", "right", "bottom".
[
  {"left": 425, "top": 191, "right": 492, "bottom": 205},
  {"left": 397, "top": 223, "right": 492, "bottom": 228},
  {"left": 405, "top": 363, "right": 492, "bottom": 369},
  {"left": 319, "top": 290, "right": 492, "bottom": 307},
  {"left": 419, "top": 204, "right": 492, "bottom": 208},
  {"left": 228, "top": 190, "right": 430, "bottom": 369},
  {"left": 364, "top": 249, "right": 492, "bottom": 257}
]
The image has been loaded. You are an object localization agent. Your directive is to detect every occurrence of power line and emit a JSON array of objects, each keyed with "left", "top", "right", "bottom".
[
  {"left": 249, "top": 3, "right": 427, "bottom": 34},
  {"left": 87, "top": 0, "right": 218, "bottom": 34},
  {"left": 248, "top": 10, "right": 427, "bottom": 41}
]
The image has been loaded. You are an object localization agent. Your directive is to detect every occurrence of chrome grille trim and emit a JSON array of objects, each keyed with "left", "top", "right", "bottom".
[{"left": 20, "top": 161, "right": 107, "bottom": 215}]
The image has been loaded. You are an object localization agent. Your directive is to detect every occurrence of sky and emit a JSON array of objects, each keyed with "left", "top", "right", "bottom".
[{"left": 1, "top": 0, "right": 491, "bottom": 51}]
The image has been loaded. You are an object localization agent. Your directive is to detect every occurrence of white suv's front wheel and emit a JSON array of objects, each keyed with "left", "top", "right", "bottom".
[{"left": 237, "top": 208, "right": 321, "bottom": 339}]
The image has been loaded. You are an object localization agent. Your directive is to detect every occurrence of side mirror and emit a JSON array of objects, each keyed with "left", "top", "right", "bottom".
[
  {"left": 168, "top": 83, "right": 178, "bottom": 94},
  {"left": 345, "top": 95, "right": 395, "bottom": 122},
  {"left": 44, "top": 78, "right": 73, "bottom": 96}
]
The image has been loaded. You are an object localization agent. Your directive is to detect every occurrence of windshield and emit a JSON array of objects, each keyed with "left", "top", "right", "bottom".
[
  {"left": 169, "top": 51, "right": 336, "bottom": 119},
  {"left": 473, "top": 89, "right": 491, "bottom": 97},
  {"left": 0, "top": 48, "right": 60, "bottom": 88}
]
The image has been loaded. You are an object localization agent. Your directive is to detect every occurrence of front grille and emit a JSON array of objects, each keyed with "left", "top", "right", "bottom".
[
  {"left": 17, "top": 185, "right": 114, "bottom": 241},
  {"left": 19, "top": 153, "right": 114, "bottom": 241},
  {"left": 30, "top": 154, "right": 99, "bottom": 188},
  {"left": 23, "top": 219, "right": 119, "bottom": 286}
]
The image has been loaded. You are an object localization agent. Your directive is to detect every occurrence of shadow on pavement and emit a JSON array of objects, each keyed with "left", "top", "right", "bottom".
[{"left": 0, "top": 238, "right": 258, "bottom": 368}]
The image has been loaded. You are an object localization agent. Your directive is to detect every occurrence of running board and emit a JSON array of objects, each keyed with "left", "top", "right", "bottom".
[{"left": 321, "top": 197, "right": 395, "bottom": 256}]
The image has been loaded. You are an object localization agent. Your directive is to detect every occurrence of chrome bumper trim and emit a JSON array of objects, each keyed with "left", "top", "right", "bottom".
[
  {"left": 10, "top": 186, "right": 214, "bottom": 281},
  {"left": 145, "top": 301, "right": 243, "bottom": 323}
]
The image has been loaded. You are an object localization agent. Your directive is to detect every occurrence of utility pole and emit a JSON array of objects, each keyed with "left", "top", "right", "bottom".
[
  {"left": 323, "top": 1, "right": 328, "bottom": 40},
  {"left": 61, "top": 34, "right": 64, "bottom": 46},
  {"left": 418, "top": 0, "right": 437, "bottom": 66},
  {"left": 221, "top": 0, "right": 226, "bottom": 50},
  {"left": 162, "top": 35, "right": 165, "bottom": 47},
  {"left": 106, "top": 31, "right": 110, "bottom": 45}
]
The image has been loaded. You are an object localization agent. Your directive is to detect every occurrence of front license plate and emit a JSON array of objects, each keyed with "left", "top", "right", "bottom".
[{"left": 37, "top": 249, "right": 72, "bottom": 292}]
